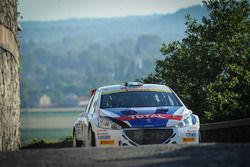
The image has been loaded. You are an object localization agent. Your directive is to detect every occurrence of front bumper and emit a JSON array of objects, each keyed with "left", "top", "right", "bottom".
[{"left": 94, "top": 125, "right": 199, "bottom": 147}]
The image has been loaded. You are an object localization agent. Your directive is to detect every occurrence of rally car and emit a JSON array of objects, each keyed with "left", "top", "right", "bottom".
[{"left": 73, "top": 82, "right": 200, "bottom": 147}]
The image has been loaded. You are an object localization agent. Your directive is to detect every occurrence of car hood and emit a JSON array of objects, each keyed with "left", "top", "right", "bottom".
[{"left": 100, "top": 106, "right": 189, "bottom": 128}]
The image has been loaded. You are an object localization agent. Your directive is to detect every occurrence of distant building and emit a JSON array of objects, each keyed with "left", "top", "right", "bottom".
[{"left": 39, "top": 95, "right": 51, "bottom": 107}]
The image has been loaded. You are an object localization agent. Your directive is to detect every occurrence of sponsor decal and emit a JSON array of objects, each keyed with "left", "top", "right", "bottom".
[
  {"left": 116, "top": 114, "right": 182, "bottom": 121},
  {"left": 183, "top": 138, "right": 195, "bottom": 142},
  {"left": 98, "top": 129, "right": 108, "bottom": 132},
  {"left": 97, "top": 133, "right": 109, "bottom": 136},
  {"left": 97, "top": 132, "right": 108, "bottom": 135},
  {"left": 186, "top": 133, "right": 197, "bottom": 137},
  {"left": 99, "top": 140, "right": 115, "bottom": 145},
  {"left": 187, "top": 130, "right": 197, "bottom": 133},
  {"left": 97, "top": 135, "right": 111, "bottom": 140},
  {"left": 188, "top": 126, "right": 198, "bottom": 129}
]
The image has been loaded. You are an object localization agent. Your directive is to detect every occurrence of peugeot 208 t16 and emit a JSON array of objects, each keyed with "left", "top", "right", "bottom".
[{"left": 73, "top": 82, "right": 200, "bottom": 147}]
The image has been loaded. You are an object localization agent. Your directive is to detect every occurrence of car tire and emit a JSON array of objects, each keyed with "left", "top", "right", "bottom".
[
  {"left": 87, "top": 127, "right": 96, "bottom": 147},
  {"left": 73, "top": 131, "right": 83, "bottom": 147}
]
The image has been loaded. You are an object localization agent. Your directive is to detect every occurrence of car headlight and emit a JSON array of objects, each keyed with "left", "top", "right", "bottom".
[
  {"left": 98, "top": 116, "right": 122, "bottom": 130},
  {"left": 177, "top": 115, "right": 193, "bottom": 127}
]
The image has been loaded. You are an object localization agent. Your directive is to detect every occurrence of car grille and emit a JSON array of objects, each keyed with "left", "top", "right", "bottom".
[{"left": 124, "top": 129, "right": 173, "bottom": 145}]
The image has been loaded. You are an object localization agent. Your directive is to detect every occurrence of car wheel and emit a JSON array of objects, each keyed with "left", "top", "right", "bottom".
[
  {"left": 87, "top": 127, "right": 96, "bottom": 147},
  {"left": 73, "top": 131, "right": 83, "bottom": 147}
]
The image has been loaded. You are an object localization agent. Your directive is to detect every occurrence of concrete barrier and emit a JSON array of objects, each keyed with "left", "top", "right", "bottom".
[{"left": 200, "top": 118, "right": 250, "bottom": 142}]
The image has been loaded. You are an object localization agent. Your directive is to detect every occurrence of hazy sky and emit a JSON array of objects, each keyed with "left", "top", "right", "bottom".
[{"left": 19, "top": 0, "right": 202, "bottom": 21}]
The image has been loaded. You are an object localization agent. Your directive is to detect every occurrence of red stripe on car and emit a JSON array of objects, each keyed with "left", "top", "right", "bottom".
[{"left": 116, "top": 114, "right": 183, "bottom": 121}]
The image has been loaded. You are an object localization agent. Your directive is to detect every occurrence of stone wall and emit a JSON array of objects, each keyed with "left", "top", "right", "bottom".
[
  {"left": 0, "top": 0, "right": 18, "bottom": 34},
  {"left": 0, "top": 0, "right": 20, "bottom": 151}
]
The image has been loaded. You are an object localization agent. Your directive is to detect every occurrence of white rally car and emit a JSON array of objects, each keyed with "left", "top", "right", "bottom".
[{"left": 73, "top": 82, "right": 200, "bottom": 147}]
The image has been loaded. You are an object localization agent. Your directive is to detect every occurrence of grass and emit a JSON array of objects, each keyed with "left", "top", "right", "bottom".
[{"left": 21, "top": 136, "right": 73, "bottom": 149}]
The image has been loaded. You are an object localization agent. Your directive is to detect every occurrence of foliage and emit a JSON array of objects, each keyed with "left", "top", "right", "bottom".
[
  {"left": 31, "top": 136, "right": 72, "bottom": 145},
  {"left": 21, "top": 137, "right": 74, "bottom": 149},
  {"left": 144, "top": 0, "right": 250, "bottom": 122},
  {"left": 31, "top": 138, "right": 53, "bottom": 144}
]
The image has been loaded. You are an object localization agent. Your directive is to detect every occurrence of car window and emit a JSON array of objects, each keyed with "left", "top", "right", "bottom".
[
  {"left": 88, "top": 91, "right": 99, "bottom": 115},
  {"left": 100, "top": 91, "right": 182, "bottom": 108},
  {"left": 166, "top": 94, "right": 175, "bottom": 106},
  {"left": 86, "top": 95, "right": 94, "bottom": 114}
]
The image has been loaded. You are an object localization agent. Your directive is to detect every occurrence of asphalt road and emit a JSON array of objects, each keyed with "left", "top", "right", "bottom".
[{"left": 0, "top": 143, "right": 249, "bottom": 167}]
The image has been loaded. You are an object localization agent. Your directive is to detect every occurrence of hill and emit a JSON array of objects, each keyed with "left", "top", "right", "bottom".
[{"left": 20, "top": 5, "right": 207, "bottom": 107}]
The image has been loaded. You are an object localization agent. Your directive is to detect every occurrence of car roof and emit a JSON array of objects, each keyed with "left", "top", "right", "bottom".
[{"left": 98, "top": 83, "right": 172, "bottom": 94}]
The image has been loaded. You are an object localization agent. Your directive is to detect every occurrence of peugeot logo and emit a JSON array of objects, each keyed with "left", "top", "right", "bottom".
[{"left": 146, "top": 118, "right": 151, "bottom": 123}]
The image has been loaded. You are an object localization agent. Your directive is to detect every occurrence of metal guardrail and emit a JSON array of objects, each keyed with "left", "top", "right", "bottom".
[
  {"left": 200, "top": 118, "right": 250, "bottom": 131},
  {"left": 200, "top": 118, "right": 250, "bottom": 142}
]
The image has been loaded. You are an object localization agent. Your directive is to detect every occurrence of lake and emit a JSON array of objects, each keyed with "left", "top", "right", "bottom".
[{"left": 20, "top": 109, "right": 83, "bottom": 145}]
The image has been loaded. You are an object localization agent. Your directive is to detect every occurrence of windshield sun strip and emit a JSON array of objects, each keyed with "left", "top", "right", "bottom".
[{"left": 101, "top": 89, "right": 171, "bottom": 95}]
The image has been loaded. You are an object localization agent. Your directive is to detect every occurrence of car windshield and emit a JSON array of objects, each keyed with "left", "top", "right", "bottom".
[{"left": 100, "top": 91, "right": 182, "bottom": 108}]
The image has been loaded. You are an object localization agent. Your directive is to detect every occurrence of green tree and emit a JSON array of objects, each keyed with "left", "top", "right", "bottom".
[{"left": 144, "top": 0, "right": 250, "bottom": 122}]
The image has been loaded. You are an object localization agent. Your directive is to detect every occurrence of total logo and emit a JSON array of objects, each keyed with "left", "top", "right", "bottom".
[{"left": 116, "top": 114, "right": 182, "bottom": 121}]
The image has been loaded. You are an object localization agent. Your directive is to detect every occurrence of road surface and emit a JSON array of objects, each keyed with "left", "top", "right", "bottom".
[{"left": 0, "top": 143, "right": 249, "bottom": 167}]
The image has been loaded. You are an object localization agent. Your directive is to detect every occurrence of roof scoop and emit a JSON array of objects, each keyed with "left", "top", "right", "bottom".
[{"left": 124, "top": 81, "right": 143, "bottom": 87}]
